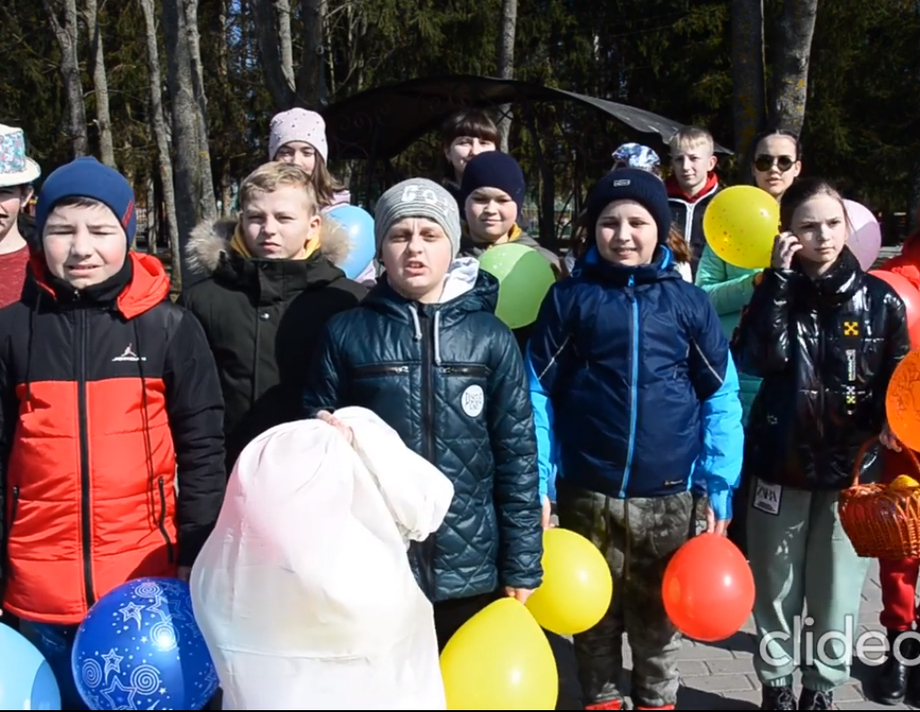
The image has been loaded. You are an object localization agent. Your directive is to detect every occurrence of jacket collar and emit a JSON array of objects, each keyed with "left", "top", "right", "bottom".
[
  {"left": 792, "top": 245, "right": 863, "bottom": 306},
  {"left": 574, "top": 244, "right": 682, "bottom": 287}
]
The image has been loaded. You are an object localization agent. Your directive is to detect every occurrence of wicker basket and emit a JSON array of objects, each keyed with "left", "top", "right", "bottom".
[{"left": 838, "top": 437, "right": 920, "bottom": 559}]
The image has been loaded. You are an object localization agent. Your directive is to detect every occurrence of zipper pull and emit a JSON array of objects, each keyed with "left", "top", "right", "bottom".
[{"left": 627, "top": 274, "right": 636, "bottom": 299}]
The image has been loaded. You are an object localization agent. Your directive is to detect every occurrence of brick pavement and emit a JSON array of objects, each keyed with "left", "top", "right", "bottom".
[
  {"left": 551, "top": 559, "right": 917, "bottom": 709},
  {"left": 668, "top": 559, "right": 915, "bottom": 710}
]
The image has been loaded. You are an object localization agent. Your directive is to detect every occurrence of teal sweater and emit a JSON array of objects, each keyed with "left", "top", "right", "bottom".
[{"left": 694, "top": 244, "right": 762, "bottom": 427}]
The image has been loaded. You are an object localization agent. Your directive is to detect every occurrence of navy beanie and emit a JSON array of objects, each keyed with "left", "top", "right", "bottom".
[
  {"left": 459, "top": 151, "right": 526, "bottom": 218},
  {"left": 586, "top": 168, "right": 671, "bottom": 244},
  {"left": 34, "top": 157, "right": 137, "bottom": 246}
]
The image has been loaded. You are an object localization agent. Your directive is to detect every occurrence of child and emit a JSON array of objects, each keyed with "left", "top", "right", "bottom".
[
  {"left": 527, "top": 169, "right": 744, "bottom": 710},
  {"left": 870, "top": 207, "right": 920, "bottom": 706},
  {"left": 0, "top": 124, "right": 40, "bottom": 310},
  {"left": 179, "top": 161, "right": 366, "bottom": 475},
  {"left": 440, "top": 109, "right": 499, "bottom": 208},
  {"left": 302, "top": 178, "right": 545, "bottom": 649},
  {"left": 0, "top": 157, "right": 227, "bottom": 710},
  {"left": 666, "top": 126, "right": 721, "bottom": 279},
  {"left": 732, "top": 177, "right": 909, "bottom": 711},
  {"left": 269, "top": 108, "right": 376, "bottom": 285},
  {"left": 458, "top": 150, "right": 565, "bottom": 351}
]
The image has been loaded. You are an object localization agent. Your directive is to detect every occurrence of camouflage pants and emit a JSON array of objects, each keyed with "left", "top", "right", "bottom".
[{"left": 556, "top": 482, "right": 693, "bottom": 708}]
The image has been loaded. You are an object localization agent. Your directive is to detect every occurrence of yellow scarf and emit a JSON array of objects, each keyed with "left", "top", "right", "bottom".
[
  {"left": 465, "top": 222, "right": 524, "bottom": 248},
  {"left": 228, "top": 222, "right": 321, "bottom": 260}
]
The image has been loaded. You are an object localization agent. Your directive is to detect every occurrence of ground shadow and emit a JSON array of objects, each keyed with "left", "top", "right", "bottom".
[
  {"left": 678, "top": 686, "right": 758, "bottom": 710},
  {"left": 692, "top": 630, "right": 759, "bottom": 656}
]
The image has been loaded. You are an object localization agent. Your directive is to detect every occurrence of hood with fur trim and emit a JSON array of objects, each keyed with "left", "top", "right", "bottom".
[{"left": 185, "top": 216, "right": 352, "bottom": 275}]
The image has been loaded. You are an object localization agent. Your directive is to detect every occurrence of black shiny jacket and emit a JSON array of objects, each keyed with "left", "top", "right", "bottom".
[{"left": 732, "top": 246, "right": 910, "bottom": 490}]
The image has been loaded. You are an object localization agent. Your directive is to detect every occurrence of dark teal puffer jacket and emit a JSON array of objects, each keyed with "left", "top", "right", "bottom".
[{"left": 302, "top": 261, "right": 543, "bottom": 602}]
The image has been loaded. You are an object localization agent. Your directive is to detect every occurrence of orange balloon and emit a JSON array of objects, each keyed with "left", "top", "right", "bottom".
[
  {"left": 869, "top": 270, "right": 920, "bottom": 349},
  {"left": 886, "top": 350, "right": 920, "bottom": 452},
  {"left": 662, "top": 533, "right": 754, "bottom": 642}
]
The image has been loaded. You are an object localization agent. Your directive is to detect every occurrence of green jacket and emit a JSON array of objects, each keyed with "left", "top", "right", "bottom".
[{"left": 694, "top": 244, "right": 762, "bottom": 426}]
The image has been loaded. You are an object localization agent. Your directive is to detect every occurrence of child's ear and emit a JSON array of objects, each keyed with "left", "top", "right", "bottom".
[{"left": 708, "top": 155, "right": 718, "bottom": 172}]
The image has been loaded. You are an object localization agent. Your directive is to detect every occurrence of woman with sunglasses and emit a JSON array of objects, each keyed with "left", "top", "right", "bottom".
[{"left": 694, "top": 128, "right": 802, "bottom": 557}]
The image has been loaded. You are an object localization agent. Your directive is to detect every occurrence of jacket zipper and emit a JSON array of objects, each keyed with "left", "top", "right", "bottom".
[
  {"left": 157, "top": 477, "right": 175, "bottom": 564},
  {"left": 443, "top": 365, "right": 488, "bottom": 377},
  {"left": 76, "top": 308, "right": 96, "bottom": 608},
  {"left": 4, "top": 486, "right": 20, "bottom": 579},
  {"left": 619, "top": 275, "right": 640, "bottom": 498},
  {"left": 419, "top": 310, "right": 438, "bottom": 596}
]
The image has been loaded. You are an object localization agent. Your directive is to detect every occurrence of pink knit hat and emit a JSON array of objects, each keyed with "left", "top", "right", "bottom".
[{"left": 268, "top": 108, "right": 328, "bottom": 163}]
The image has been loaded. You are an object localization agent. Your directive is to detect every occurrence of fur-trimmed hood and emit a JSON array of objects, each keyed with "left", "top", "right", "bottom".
[{"left": 185, "top": 216, "right": 353, "bottom": 276}]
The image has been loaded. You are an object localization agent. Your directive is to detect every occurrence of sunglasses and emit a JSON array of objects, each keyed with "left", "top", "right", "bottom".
[{"left": 754, "top": 154, "right": 796, "bottom": 173}]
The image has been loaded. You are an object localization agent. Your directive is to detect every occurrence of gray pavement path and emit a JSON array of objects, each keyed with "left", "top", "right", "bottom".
[{"left": 550, "top": 559, "right": 918, "bottom": 709}]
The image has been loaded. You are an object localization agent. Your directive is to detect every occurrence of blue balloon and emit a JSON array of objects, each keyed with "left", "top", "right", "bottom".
[
  {"left": 71, "top": 577, "right": 218, "bottom": 710},
  {"left": 326, "top": 205, "right": 376, "bottom": 280},
  {"left": 0, "top": 624, "right": 61, "bottom": 709}
]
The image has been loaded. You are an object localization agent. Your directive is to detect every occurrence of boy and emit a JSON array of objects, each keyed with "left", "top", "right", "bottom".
[
  {"left": 0, "top": 157, "right": 226, "bottom": 710},
  {"left": 666, "top": 126, "right": 720, "bottom": 279},
  {"left": 302, "top": 178, "right": 545, "bottom": 649},
  {"left": 440, "top": 109, "right": 499, "bottom": 209},
  {"left": 0, "top": 124, "right": 40, "bottom": 310},
  {"left": 179, "top": 162, "right": 366, "bottom": 474},
  {"left": 458, "top": 151, "right": 565, "bottom": 352}
]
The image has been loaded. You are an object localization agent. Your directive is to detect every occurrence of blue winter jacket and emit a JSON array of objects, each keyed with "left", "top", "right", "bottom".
[{"left": 526, "top": 245, "right": 744, "bottom": 520}]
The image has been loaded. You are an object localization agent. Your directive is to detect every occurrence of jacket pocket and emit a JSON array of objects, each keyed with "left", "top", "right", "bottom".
[
  {"left": 353, "top": 363, "right": 410, "bottom": 378},
  {"left": 156, "top": 477, "right": 175, "bottom": 564},
  {"left": 442, "top": 365, "right": 489, "bottom": 378}
]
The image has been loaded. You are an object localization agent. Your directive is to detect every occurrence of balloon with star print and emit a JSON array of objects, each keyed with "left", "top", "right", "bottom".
[{"left": 71, "top": 577, "right": 219, "bottom": 710}]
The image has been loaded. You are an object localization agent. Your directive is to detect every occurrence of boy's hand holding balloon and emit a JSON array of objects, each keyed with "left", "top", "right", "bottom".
[{"left": 771, "top": 231, "right": 802, "bottom": 270}]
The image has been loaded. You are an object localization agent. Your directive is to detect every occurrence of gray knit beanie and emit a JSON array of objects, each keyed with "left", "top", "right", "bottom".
[{"left": 374, "top": 178, "right": 462, "bottom": 258}]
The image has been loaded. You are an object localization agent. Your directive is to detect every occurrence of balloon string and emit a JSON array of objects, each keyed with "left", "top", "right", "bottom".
[{"left": 623, "top": 498, "right": 631, "bottom": 584}]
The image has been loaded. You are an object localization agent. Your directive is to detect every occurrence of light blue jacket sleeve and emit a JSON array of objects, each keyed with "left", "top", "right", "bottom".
[
  {"left": 696, "top": 356, "right": 744, "bottom": 521},
  {"left": 525, "top": 344, "right": 556, "bottom": 502}
]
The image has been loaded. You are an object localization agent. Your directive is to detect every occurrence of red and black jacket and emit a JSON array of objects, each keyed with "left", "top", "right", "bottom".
[{"left": 0, "top": 252, "right": 226, "bottom": 624}]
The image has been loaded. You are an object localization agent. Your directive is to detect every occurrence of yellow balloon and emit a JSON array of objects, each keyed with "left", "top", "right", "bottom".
[
  {"left": 440, "top": 598, "right": 558, "bottom": 710},
  {"left": 525, "top": 528, "right": 613, "bottom": 636},
  {"left": 702, "top": 185, "right": 779, "bottom": 269}
]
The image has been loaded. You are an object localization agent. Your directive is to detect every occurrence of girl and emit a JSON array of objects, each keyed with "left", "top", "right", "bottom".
[
  {"left": 696, "top": 128, "right": 803, "bottom": 555},
  {"left": 439, "top": 109, "right": 499, "bottom": 209},
  {"left": 269, "top": 108, "right": 377, "bottom": 285},
  {"left": 732, "top": 177, "right": 909, "bottom": 711},
  {"left": 527, "top": 169, "right": 744, "bottom": 710}
]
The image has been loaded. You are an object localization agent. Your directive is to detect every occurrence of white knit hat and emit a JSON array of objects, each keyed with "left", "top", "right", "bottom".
[{"left": 268, "top": 109, "right": 329, "bottom": 164}]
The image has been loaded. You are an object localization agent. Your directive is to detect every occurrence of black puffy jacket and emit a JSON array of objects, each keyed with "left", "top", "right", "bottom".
[
  {"left": 732, "top": 247, "right": 910, "bottom": 490},
  {"left": 177, "top": 219, "right": 366, "bottom": 472},
  {"left": 302, "top": 263, "right": 543, "bottom": 602}
]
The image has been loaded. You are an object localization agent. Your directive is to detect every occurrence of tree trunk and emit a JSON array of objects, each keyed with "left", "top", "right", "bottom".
[
  {"left": 497, "top": 0, "right": 518, "bottom": 153},
  {"left": 82, "top": 0, "right": 115, "bottom": 166},
  {"left": 138, "top": 0, "right": 181, "bottom": 289},
  {"left": 161, "top": 0, "right": 204, "bottom": 287},
  {"left": 251, "top": 0, "right": 297, "bottom": 110},
  {"left": 298, "top": 0, "right": 328, "bottom": 107},
  {"left": 770, "top": 0, "right": 819, "bottom": 136},
  {"left": 731, "top": 0, "right": 767, "bottom": 182},
  {"left": 182, "top": 0, "right": 217, "bottom": 222},
  {"left": 43, "top": 0, "right": 88, "bottom": 157}
]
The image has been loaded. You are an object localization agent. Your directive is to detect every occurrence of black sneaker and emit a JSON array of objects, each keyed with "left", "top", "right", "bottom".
[
  {"left": 761, "top": 686, "right": 796, "bottom": 710},
  {"left": 798, "top": 688, "right": 835, "bottom": 710}
]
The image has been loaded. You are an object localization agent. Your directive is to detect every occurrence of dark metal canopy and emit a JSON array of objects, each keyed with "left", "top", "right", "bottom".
[{"left": 321, "top": 74, "right": 732, "bottom": 161}]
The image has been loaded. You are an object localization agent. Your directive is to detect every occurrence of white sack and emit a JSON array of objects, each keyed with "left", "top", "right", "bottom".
[{"left": 189, "top": 406, "right": 454, "bottom": 710}]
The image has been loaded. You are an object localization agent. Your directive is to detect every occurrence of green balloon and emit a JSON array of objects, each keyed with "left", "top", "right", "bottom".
[{"left": 478, "top": 243, "right": 556, "bottom": 329}]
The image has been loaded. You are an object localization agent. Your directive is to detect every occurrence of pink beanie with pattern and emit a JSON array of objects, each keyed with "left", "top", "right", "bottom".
[{"left": 268, "top": 108, "right": 328, "bottom": 164}]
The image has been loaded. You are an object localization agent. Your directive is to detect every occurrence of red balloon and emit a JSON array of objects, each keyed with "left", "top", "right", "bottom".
[
  {"left": 662, "top": 533, "right": 755, "bottom": 642},
  {"left": 869, "top": 270, "right": 920, "bottom": 349}
]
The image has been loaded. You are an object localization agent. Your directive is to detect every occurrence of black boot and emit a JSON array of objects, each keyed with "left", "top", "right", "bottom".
[
  {"left": 875, "top": 628, "right": 913, "bottom": 705},
  {"left": 798, "top": 688, "right": 835, "bottom": 710},
  {"left": 760, "top": 686, "right": 796, "bottom": 710}
]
